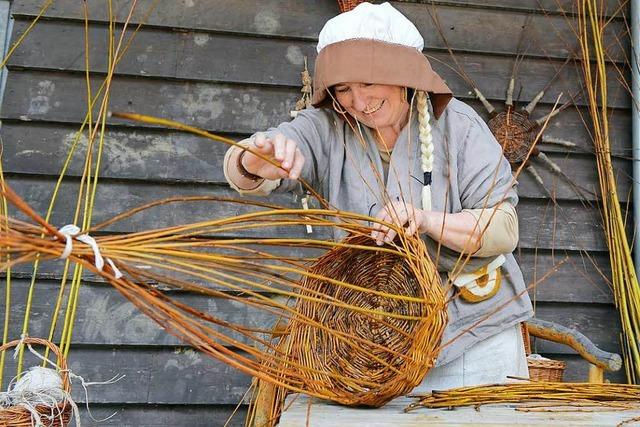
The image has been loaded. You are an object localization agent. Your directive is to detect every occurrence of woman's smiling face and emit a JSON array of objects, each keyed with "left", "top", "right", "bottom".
[{"left": 333, "top": 83, "right": 409, "bottom": 132}]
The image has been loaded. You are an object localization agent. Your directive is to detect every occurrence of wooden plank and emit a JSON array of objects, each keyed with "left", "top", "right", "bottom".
[
  {"left": 0, "top": 312, "right": 619, "bottom": 407},
  {"left": 76, "top": 404, "right": 247, "bottom": 427},
  {"left": 517, "top": 249, "right": 613, "bottom": 304},
  {"left": 0, "top": 68, "right": 629, "bottom": 140},
  {"left": 428, "top": 52, "right": 629, "bottom": 110},
  {"left": 2, "top": 240, "right": 324, "bottom": 283},
  {"left": 1, "top": 283, "right": 620, "bottom": 354},
  {"left": 0, "top": 346, "right": 252, "bottom": 404},
  {"left": 0, "top": 324, "right": 617, "bottom": 406},
  {"left": 10, "top": 0, "right": 336, "bottom": 38},
  {"left": 0, "top": 122, "right": 239, "bottom": 184},
  {"left": 1, "top": 93, "right": 632, "bottom": 158},
  {"left": 393, "top": 2, "right": 627, "bottom": 61},
  {"left": 6, "top": 20, "right": 630, "bottom": 109},
  {"left": 1, "top": 175, "right": 613, "bottom": 251},
  {"left": 395, "top": 0, "right": 625, "bottom": 17},
  {"left": 10, "top": 1, "right": 628, "bottom": 60},
  {"left": 0, "top": 70, "right": 299, "bottom": 132},
  {"left": 489, "top": 102, "right": 631, "bottom": 157},
  {"left": 278, "top": 395, "right": 640, "bottom": 426},
  {"left": 531, "top": 303, "right": 622, "bottom": 355},
  {"left": 510, "top": 153, "right": 629, "bottom": 202},
  {"left": 2, "top": 176, "right": 334, "bottom": 237},
  {"left": 1, "top": 256, "right": 614, "bottom": 347},
  {"left": 0, "top": 280, "right": 281, "bottom": 346},
  {"left": 517, "top": 198, "right": 611, "bottom": 252},
  {"left": 7, "top": 19, "right": 316, "bottom": 88},
  {"left": 3, "top": 247, "right": 614, "bottom": 302},
  {"left": 0, "top": 123, "right": 630, "bottom": 202},
  {"left": 1, "top": 247, "right": 615, "bottom": 303}
]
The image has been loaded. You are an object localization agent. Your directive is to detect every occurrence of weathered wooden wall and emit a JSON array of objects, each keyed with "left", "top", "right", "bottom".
[{"left": 0, "top": 0, "right": 630, "bottom": 425}]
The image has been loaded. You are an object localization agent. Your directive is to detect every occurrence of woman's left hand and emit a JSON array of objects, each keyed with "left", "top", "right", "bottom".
[{"left": 371, "top": 201, "right": 430, "bottom": 245}]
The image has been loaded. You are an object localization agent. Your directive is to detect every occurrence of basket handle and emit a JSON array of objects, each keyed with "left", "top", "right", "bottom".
[{"left": 0, "top": 337, "right": 70, "bottom": 392}]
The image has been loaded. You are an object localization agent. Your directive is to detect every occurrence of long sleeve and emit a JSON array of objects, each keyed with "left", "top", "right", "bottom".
[{"left": 464, "top": 202, "right": 518, "bottom": 257}]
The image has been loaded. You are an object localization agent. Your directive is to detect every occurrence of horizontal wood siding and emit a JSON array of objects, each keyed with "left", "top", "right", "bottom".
[{"left": 1, "top": 1, "right": 630, "bottom": 425}]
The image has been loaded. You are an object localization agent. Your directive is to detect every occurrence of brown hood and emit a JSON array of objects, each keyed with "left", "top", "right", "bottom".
[{"left": 312, "top": 39, "right": 452, "bottom": 119}]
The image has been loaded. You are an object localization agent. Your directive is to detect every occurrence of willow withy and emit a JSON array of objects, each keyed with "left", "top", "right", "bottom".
[
  {"left": 0, "top": 0, "right": 163, "bottom": 383},
  {"left": 406, "top": 382, "right": 640, "bottom": 412},
  {"left": 0, "top": 182, "right": 446, "bottom": 408},
  {"left": 577, "top": 0, "right": 640, "bottom": 384}
]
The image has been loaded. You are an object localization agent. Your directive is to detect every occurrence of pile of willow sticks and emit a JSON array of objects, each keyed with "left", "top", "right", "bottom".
[
  {"left": 406, "top": 382, "right": 640, "bottom": 412},
  {"left": 0, "top": 182, "right": 446, "bottom": 407},
  {"left": 577, "top": 0, "right": 640, "bottom": 383}
]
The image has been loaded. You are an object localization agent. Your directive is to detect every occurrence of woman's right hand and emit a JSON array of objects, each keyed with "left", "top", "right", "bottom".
[{"left": 241, "top": 133, "right": 305, "bottom": 180}]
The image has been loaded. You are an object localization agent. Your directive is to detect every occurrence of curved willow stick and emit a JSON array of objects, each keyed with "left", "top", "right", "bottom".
[{"left": 0, "top": 181, "right": 446, "bottom": 406}]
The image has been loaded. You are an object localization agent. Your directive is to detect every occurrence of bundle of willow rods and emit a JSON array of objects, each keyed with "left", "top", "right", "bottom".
[
  {"left": 577, "top": 0, "right": 640, "bottom": 383},
  {"left": 406, "top": 382, "right": 640, "bottom": 412},
  {"left": 0, "top": 183, "right": 446, "bottom": 407}
]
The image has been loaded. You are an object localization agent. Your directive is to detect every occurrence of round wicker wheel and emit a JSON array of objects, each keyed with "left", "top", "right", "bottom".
[
  {"left": 488, "top": 111, "right": 538, "bottom": 164},
  {"left": 0, "top": 337, "right": 72, "bottom": 427},
  {"left": 285, "top": 235, "right": 446, "bottom": 407}
]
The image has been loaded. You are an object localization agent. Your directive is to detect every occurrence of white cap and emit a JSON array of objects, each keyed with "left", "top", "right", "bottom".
[
  {"left": 317, "top": 2, "right": 424, "bottom": 53},
  {"left": 311, "top": 1, "right": 452, "bottom": 119}
]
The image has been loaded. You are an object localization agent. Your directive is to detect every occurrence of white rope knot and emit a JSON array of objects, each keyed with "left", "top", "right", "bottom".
[
  {"left": 12, "top": 333, "right": 28, "bottom": 360},
  {"left": 57, "top": 224, "right": 123, "bottom": 279}
]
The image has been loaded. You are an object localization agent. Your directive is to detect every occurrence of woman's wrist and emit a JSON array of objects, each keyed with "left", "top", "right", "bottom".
[
  {"left": 237, "top": 149, "right": 263, "bottom": 181},
  {"left": 419, "top": 210, "right": 438, "bottom": 237},
  {"left": 225, "top": 146, "right": 265, "bottom": 191}
]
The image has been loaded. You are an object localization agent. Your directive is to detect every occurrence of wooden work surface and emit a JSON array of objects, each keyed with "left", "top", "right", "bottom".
[{"left": 278, "top": 395, "right": 640, "bottom": 426}]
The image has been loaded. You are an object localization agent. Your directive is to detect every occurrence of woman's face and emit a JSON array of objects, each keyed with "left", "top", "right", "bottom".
[{"left": 333, "top": 83, "right": 408, "bottom": 130}]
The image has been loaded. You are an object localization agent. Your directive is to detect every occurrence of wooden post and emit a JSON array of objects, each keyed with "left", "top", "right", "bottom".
[
  {"left": 253, "top": 379, "right": 278, "bottom": 427},
  {"left": 588, "top": 364, "right": 604, "bottom": 383}
]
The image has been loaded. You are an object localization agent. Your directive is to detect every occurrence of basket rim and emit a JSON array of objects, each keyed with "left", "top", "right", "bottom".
[
  {"left": 0, "top": 337, "right": 70, "bottom": 392},
  {"left": 527, "top": 358, "right": 567, "bottom": 369}
]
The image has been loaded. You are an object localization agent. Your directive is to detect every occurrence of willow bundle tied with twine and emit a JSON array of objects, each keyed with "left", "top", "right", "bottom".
[
  {"left": 0, "top": 0, "right": 164, "bottom": 383},
  {"left": 406, "top": 382, "right": 640, "bottom": 413},
  {"left": 0, "top": 181, "right": 446, "bottom": 408},
  {"left": 577, "top": 0, "right": 640, "bottom": 383}
]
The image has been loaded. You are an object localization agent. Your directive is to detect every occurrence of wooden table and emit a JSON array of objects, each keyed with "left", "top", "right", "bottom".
[{"left": 278, "top": 395, "right": 640, "bottom": 426}]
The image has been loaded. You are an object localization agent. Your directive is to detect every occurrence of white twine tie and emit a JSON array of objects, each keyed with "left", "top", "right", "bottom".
[{"left": 57, "top": 225, "right": 123, "bottom": 279}]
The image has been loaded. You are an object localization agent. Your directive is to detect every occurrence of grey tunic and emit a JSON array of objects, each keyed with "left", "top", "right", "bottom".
[{"left": 266, "top": 98, "right": 533, "bottom": 366}]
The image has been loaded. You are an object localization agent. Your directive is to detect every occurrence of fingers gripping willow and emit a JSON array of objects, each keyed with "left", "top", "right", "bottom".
[{"left": 0, "top": 185, "right": 446, "bottom": 407}]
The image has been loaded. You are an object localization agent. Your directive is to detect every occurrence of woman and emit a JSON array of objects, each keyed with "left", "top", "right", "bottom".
[{"left": 224, "top": 2, "right": 532, "bottom": 391}]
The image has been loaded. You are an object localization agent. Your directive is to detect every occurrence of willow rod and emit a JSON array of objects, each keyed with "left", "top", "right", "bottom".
[{"left": 406, "top": 382, "right": 640, "bottom": 412}]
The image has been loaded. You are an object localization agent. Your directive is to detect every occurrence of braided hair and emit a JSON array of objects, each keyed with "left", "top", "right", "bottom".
[{"left": 416, "top": 90, "right": 434, "bottom": 211}]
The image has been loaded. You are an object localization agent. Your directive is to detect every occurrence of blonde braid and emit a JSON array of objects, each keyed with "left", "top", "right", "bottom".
[{"left": 417, "top": 90, "right": 434, "bottom": 211}]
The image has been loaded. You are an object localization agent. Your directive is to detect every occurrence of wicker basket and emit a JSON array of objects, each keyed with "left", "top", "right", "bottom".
[
  {"left": 0, "top": 337, "right": 72, "bottom": 427},
  {"left": 281, "top": 235, "right": 446, "bottom": 407},
  {"left": 527, "top": 357, "right": 566, "bottom": 382},
  {"left": 337, "top": 0, "right": 365, "bottom": 13}
]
